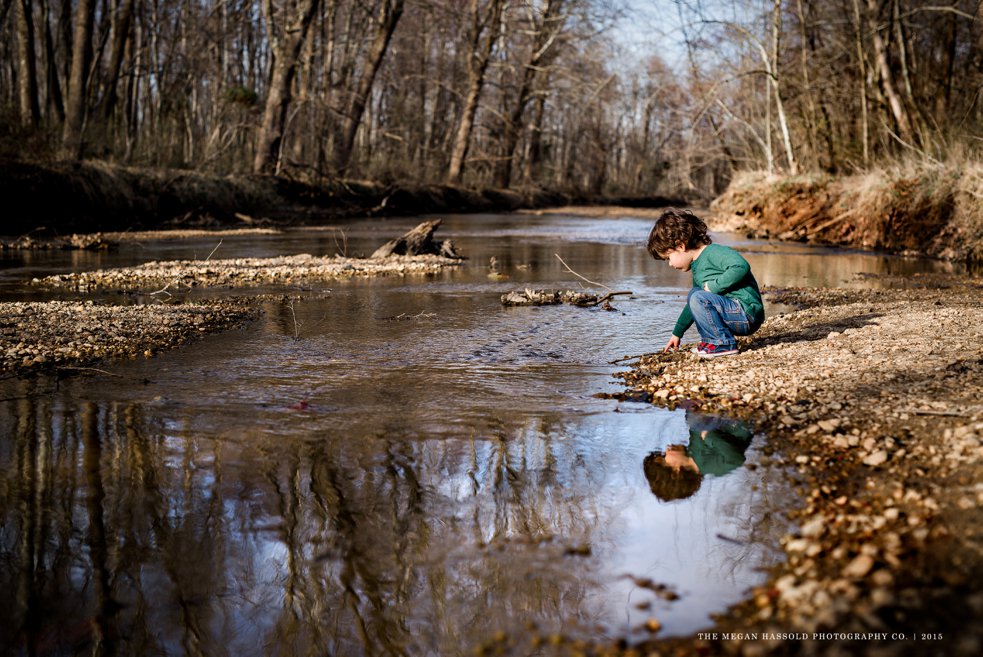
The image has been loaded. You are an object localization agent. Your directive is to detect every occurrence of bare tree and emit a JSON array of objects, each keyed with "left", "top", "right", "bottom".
[
  {"left": 494, "top": 0, "right": 568, "bottom": 189},
  {"left": 254, "top": 0, "right": 322, "bottom": 174},
  {"left": 446, "top": 0, "right": 505, "bottom": 184},
  {"left": 13, "top": 0, "right": 40, "bottom": 127},
  {"left": 329, "top": 0, "right": 404, "bottom": 173},
  {"left": 61, "top": 0, "right": 96, "bottom": 159}
]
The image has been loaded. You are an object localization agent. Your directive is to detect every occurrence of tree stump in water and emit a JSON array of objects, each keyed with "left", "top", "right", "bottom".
[{"left": 371, "top": 219, "right": 463, "bottom": 259}]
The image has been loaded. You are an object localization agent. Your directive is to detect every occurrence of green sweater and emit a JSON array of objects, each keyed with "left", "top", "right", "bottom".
[
  {"left": 688, "top": 421, "right": 753, "bottom": 476},
  {"left": 672, "top": 243, "right": 764, "bottom": 338}
]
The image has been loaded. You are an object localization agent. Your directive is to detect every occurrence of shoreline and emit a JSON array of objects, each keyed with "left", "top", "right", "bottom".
[{"left": 617, "top": 275, "right": 981, "bottom": 656}]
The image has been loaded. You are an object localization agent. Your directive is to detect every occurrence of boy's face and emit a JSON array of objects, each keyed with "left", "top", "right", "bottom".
[
  {"left": 664, "top": 445, "right": 699, "bottom": 472},
  {"left": 664, "top": 245, "right": 694, "bottom": 271}
]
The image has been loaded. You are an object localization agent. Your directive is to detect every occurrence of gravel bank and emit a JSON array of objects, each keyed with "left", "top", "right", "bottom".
[
  {"left": 0, "top": 300, "right": 257, "bottom": 376},
  {"left": 33, "top": 253, "right": 463, "bottom": 292},
  {"left": 617, "top": 275, "right": 982, "bottom": 656}
]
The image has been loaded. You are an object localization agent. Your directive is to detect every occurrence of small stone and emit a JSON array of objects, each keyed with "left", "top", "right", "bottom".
[
  {"left": 863, "top": 450, "right": 888, "bottom": 467},
  {"left": 843, "top": 554, "right": 875, "bottom": 578},
  {"left": 800, "top": 517, "right": 825, "bottom": 538}
]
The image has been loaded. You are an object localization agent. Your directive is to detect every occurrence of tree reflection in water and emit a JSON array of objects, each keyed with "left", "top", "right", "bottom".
[
  {"left": 1, "top": 386, "right": 629, "bottom": 656},
  {"left": 0, "top": 374, "right": 784, "bottom": 655}
]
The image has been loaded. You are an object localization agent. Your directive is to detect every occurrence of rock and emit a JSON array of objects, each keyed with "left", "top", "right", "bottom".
[
  {"left": 843, "top": 554, "right": 875, "bottom": 578},
  {"left": 800, "top": 517, "right": 825, "bottom": 538},
  {"left": 863, "top": 450, "right": 889, "bottom": 467}
]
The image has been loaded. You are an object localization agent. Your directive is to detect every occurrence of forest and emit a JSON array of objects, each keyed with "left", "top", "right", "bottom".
[{"left": 1, "top": 0, "right": 981, "bottom": 200}]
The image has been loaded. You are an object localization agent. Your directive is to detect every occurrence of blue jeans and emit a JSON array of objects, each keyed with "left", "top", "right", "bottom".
[{"left": 687, "top": 289, "right": 754, "bottom": 349}]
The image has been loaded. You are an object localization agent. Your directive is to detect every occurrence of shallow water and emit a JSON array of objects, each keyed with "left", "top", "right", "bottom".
[{"left": 0, "top": 212, "right": 955, "bottom": 656}]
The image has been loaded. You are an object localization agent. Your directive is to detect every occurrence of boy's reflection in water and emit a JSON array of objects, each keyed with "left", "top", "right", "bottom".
[{"left": 643, "top": 413, "right": 754, "bottom": 502}]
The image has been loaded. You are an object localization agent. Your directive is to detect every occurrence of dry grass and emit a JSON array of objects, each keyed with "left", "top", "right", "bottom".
[{"left": 712, "top": 157, "right": 983, "bottom": 263}]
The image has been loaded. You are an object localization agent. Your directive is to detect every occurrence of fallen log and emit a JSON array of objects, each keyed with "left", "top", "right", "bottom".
[
  {"left": 501, "top": 288, "right": 633, "bottom": 307},
  {"left": 370, "top": 219, "right": 464, "bottom": 259}
]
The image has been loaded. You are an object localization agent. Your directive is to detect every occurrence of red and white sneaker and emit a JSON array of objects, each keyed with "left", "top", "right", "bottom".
[{"left": 696, "top": 343, "right": 739, "bottom": 358}]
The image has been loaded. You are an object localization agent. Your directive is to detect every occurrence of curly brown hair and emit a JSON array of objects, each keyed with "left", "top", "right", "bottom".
[
  {"left": 646, "top": 208, "right": 711, "bottom": 259},
  {"left": 643, "top": 450, "right": 703, "bottom": 502}
]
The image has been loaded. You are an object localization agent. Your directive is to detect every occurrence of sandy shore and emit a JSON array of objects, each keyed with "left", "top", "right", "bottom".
[{"left": 615, "top": 274, "right": 982, "bottom": 656}]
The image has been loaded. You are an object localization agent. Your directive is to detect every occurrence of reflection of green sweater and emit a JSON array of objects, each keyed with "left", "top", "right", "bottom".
[
  {"left": 687, "top": 416, "right": 753, "bottom": 477},
  {"left": 673, "top": 244, "right": 765, "bottom": 339}
]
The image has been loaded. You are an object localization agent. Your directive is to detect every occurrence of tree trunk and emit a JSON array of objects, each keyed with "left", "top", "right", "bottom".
[
  {"left": 770, "top": 0, "right": 797, "bottom": 175},
  {"left": 522, "top": 86, "right": 548, "bottom": 185},
  {"left": 330, "top": 0, "right": 404, "bottom": 174},
  {"left": 253, "top": 0, "right": 321, "bottom": 175},
  {"left": 61, "top": 0, "right": 96, "bottom": 159},
  {"left": 370, "top": 219, "right": 461, "bottom": 259},
  {"left": 494, "top": 0, "right": 566, "bottom": 189},
  {"left": 866, "top": 0, "right": 914, "bottom": 145},
  {"left": 14, "top": 0, "right": 41, "bottom": 128},
  {"left": 100, "top": 0, "right": 134, "bottom": 120},
  {"left": 0, "top": 0, "right": 12, "bottom": 31},
  {"left": 851, "top": 0, "right": 870, "bottom": 166},
  {"left": 447, "top": 0, "right": 505, "bottom": 184},
  {"left": 42, "top": 0, "right": 65, "bottom": 122}
]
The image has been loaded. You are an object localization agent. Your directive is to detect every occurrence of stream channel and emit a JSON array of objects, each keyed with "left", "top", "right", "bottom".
[{"left": 0, "top": 211, "right": 954, "bottom": 656}]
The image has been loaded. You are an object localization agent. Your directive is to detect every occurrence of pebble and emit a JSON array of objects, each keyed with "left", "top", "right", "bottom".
[
  {"left": 862, "top": 450, "right": 889, "bottom": 467},
  {"left": 843, "top": 554, "right": 875, "bottom": 578}
]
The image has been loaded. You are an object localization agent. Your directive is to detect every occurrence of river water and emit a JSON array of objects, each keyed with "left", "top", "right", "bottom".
[{"left": 0, "top": 212, "right": 954, "bottom": 656}]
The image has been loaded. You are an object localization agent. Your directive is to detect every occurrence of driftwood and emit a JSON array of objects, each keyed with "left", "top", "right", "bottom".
[
  {"left": 501, "top": 288, "right": 633, "bottom": 307},
  {"left": 370, "top": 219, "right": 464, "bottom": 259}
]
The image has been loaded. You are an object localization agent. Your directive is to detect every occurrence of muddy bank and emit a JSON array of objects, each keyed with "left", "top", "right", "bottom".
[
  {"left": 0, "top": 159, "right": 682, "bottom": 237},
  {"left": 613, "top": 275, "right": 981, "bottom": 656},
  {"left": 710, "top": 167, "right": 983, "bottom": 266},
  {"left": 0, "top": 300, "right": 257, "bottom": 377}
]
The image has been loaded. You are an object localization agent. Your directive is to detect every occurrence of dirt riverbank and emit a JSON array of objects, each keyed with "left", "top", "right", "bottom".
[
  {"left": 610, "top": 275, "right": 982, "bottom": 656},
  {"left": 0, "top": 159, "right": 682, "bottom": 237},
  {"left": 710, "top": 168, "right": 983, "bottom": 266}
]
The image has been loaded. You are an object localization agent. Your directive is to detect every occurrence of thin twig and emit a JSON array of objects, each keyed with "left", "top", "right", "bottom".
[
  {"left": 554, "top": 253, "right": 612, "bottom": 292},
  {"left": 204, "top": 239, "right": 223, "bottom": 261},
  {"left": 289, "top": 301, "right": 300, "bottom": 338},
  {"left": 57, "top": 366, "right": 123, "bottom": 377},
  {"left": 587, "top": 291, "right": 633, "bottom": 306},
  {"left": 609, "top": 351, "right": 660, "bottom": 364},
  {"left": 901, "top": 407, "right": 980, "bottom": 418}
]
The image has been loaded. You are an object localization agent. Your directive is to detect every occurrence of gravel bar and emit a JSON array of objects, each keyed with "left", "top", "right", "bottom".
[
  {"left": 616, "top": 275, "right": 982, "bottom": 656},
  {"left": 34, "top": 253, "right": 463, "bottom": 292},
  {"left": 1, "top": 300, "right": 257, "bottom": 376}
]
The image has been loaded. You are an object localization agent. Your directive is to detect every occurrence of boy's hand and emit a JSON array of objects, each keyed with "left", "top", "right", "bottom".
[
  {"left": 703, "top": 282, "right": 711, "bottom": 292},
  {"left": 663, "top": 335, "right": 681, "bottom": 352}
]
